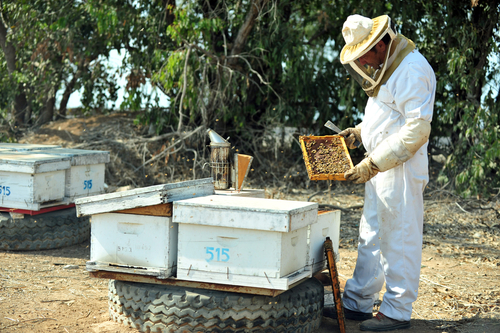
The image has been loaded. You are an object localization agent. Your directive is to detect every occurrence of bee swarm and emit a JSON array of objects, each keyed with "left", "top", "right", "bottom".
[{"left": 304, "top": 137, "right": 351, "bottom": 175}]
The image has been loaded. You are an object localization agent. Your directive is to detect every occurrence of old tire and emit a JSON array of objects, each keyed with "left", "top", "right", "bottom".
[
  {"left": 109, "top": 278, "right": 324, "bottom": 333},
  {"left": 0, "top": 207, "right": 89, "bottom": 251}
]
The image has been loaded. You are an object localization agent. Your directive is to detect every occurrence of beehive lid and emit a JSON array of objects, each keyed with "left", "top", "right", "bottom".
[
  {"left": 299, "top": 135, "right": 354, "bottom": 181},
  {"left": 173, "top": 195, "right": 318, "bottom": 232},
  {"left": 0, "top": 143, "right": 61, "bottom": 151},
  {"left": 0, "top": 152, "right": 71, "bottom": 173},
  {"left": 75, "top": 178, "right": 215, "bottom": 217},
  {"left": 32, "top": 148, "right": 110, "bottom": 166}
]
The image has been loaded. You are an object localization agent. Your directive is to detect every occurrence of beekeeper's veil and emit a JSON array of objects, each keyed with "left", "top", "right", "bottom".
[{"left": 340, "top": 15, "right": 396, "bottom": 97}]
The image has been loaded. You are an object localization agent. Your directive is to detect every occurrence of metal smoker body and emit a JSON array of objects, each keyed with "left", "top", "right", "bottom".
[{"left": 207, "top": 128, "right": 253, "bottom": 191}]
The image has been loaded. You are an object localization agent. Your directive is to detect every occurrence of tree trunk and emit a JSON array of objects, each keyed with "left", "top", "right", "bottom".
[
  {"left": 38, "top": 94, "right": 56, "bottom": 126},
  {"left": 59, "top": 68, "right": 81, "bottom": 117},
  {"left": 0, "top": 17, "right": 29, "bottom": 125}
]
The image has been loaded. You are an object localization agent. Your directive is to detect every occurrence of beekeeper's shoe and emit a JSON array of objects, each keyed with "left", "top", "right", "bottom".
[
  {"left": 323, "top": 306, "right": 373, "bottom": 321},
  {"left": 360, "top": 312, "right": 410, "bottom": 331}
]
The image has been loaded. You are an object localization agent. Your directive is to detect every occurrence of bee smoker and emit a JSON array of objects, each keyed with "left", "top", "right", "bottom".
[{"left": 206, "top": 128, "right": 253, "bottom": 191}]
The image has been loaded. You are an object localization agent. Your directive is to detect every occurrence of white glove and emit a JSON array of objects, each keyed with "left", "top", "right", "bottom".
[
  {"left": 345, "top": 157, "right": 379, "bottom": 184},
  {"left": 339, "top": 127, "right": 362, "bottom": 149}
]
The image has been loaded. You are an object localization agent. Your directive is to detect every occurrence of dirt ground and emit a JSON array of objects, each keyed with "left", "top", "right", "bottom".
[{"left": 0, "top": 114, "right": 499, "bottom": 333}]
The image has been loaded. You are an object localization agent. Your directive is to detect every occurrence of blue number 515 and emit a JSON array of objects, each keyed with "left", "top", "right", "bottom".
[{"left": 205, "top": 247, "right": 230, "bottom": 262}]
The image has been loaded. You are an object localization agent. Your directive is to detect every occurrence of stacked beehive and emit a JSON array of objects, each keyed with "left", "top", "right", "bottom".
[
  {"left": 0, "top": 143, "right": 109, "bottom": 211},
  {"left": 76, "top": 178, "right": 341, "bottom": 291}
]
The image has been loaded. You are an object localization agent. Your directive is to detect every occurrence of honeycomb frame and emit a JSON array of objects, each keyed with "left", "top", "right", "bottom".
[{"left": 299, "top": 135, "right": 354, "bottom": 181}]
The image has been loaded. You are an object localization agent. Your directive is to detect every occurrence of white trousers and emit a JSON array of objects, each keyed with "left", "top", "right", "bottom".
[{"left": 342, "top": 163, "right": 425, "bottom": 321}]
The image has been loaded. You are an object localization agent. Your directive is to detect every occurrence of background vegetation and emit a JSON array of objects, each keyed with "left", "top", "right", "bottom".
[{"left": 0, "top": 0, "right": 498, "bottom": 197}]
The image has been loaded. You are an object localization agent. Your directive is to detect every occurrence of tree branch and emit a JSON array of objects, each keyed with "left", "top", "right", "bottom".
[
  {"left": 177, "top": 46, "right": 191, "bottom": 132},
  {"left": 228, "top": 0, "right": 269, "bottom": 67}
]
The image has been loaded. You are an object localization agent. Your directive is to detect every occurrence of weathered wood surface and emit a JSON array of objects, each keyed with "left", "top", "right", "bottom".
[
  {"left": 0, "top": 152, "right": 71, "bottom": 173},
  {"left": 325, "top": 236, "right": 346, "bottom": 333},
  {"left": 308, "top": 210, "right": 341, "bottom": 274},
  {"left": 89, "top": 213, "right": 177, "bottom": 278},
  {"left": 173, "top": 195, "right": 318, "bottom": 232},
  {"left": 177, "top": 266, "right": 312, "bottom": 291},
  {"left": 0, "top": 143, "right": 61, "bottom": 151},
  {"left": 32, "top": 148, "right": 110, "bottom": 166},
  {"left": 0, "top": 168, "right": 67, "bottom": 210},
  {"left": 75, "top": 178, "right": 214, "bottom": 217},
  {"left": 88, "top": 270, "right": 287, "bottom": 297}
]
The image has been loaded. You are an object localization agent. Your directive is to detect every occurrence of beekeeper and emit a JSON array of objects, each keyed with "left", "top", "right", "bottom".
[{"left": 333, "top": 14, "right": 435, "bottom": 331}]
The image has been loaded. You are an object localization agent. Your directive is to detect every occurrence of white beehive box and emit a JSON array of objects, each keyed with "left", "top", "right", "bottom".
[
  {"left": 88, "top": 213, "right": 177, "bottom": 278},
  {"left": 173, "top": 195, "right": 318, "bottom": 290},
  {"left": 0, "top": 152, "right": 71, "bottom": 210},
  {"left": 0, "top": 143, "right": 61, "bottom": 151},
  {"left": 76, "top": 178, "right": 215, "bottom": 278},
  {"left": 33, "top": 148, "right": 110, "bottom": 201},
  {"left": 307, "top": 210, "right": 341, "bottom": 274}
]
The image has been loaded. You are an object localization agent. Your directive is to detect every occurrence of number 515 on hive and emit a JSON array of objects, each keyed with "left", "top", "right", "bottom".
[{"left": 205, "top": 247, "right": 230, "bottom": 262}]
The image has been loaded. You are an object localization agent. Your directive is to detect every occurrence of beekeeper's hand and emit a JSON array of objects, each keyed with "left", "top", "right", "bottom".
[
  {"left": 345, "top": 157, "right": 379, "bottom": 184},
  {"left": 339, "top": 127, "right": 362, "bottom": 149}
]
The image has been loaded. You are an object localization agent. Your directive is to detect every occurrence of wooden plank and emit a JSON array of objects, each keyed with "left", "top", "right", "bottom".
[
  {"left": 177, "top": 267, "right": 312, "bottom": 291},
  {"left": 114, "top": 203, "right": 172, "bottom": 216},
  {"left": 76, "top": 191, "right": 164, "bottom": 217},
  {"left": 87, "top": 262, "right": 169, "bottom": 277},
  {"left": 89, "top": 270, "right": 286, "bottom": 297},
  {"left": 75, "top": 178, "right": 214, "bottom": 217},
  {"left": 325, "top": 237, "right": 346, "bottom": 333}
]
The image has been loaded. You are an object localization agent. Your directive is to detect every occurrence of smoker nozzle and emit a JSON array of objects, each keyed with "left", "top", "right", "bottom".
[{"left": 207, "top": 128, "right": 230, "bottom": 146}]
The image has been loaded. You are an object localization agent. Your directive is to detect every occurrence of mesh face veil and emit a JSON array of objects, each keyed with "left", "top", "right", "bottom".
[{"left": 340, "top": 16, "right": 397, "bottom": 96}]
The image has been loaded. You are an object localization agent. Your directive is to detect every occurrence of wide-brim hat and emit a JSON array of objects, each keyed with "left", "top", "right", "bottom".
[{"left": 340, "top": 15, "right": 390, "bottom": 64}]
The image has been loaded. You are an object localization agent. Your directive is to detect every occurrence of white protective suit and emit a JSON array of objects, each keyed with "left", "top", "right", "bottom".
[{"left": 342, "top": 49, "right": 436, "bottom": 321}]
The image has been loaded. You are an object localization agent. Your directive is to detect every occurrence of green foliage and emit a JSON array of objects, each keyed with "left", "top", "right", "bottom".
[{"left": 0, "top": 0, "right": 498, "bottom": 197}]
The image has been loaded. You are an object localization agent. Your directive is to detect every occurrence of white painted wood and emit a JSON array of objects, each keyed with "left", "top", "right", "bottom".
[
  {"left": 65, "top": 163, "right": 106, "bottom": 200},
  {"left": 173, "top": 195, "right": 318, "bottom": 232},
  {"left": 32, "top": 148, "right": 110, "bottom": 166},
  {"left": 0, "top": 143, "right": 61, "bottom": 151},
  {"left": 75, "top": 178, "right": 214, "bottom": 217},
  {"left": 0, "top": 169, "right": 66, "bottom": 210},
  {"left": 89, "top": 213, "right": 177, "bottom": 278},
  {"left": 215, "top": 189, "right": 265, "bottom": 198},
  {"left": 0, "top": 152, "right": 71, "bottom": 173},
  {"left": 86, "top": 262, "right": 170, "bottom": 278},
  {"left": 177, "top": 223, "right": 308, "bottom": 278},
  {"left": 307, "top": 210, "right": 341, "bottom": 274},
  {"left": 177, "top": 267, "right": 312, "bottom": 290},
  {"left": 28, "top": 148, "right": 110, "bottom": 201}
]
